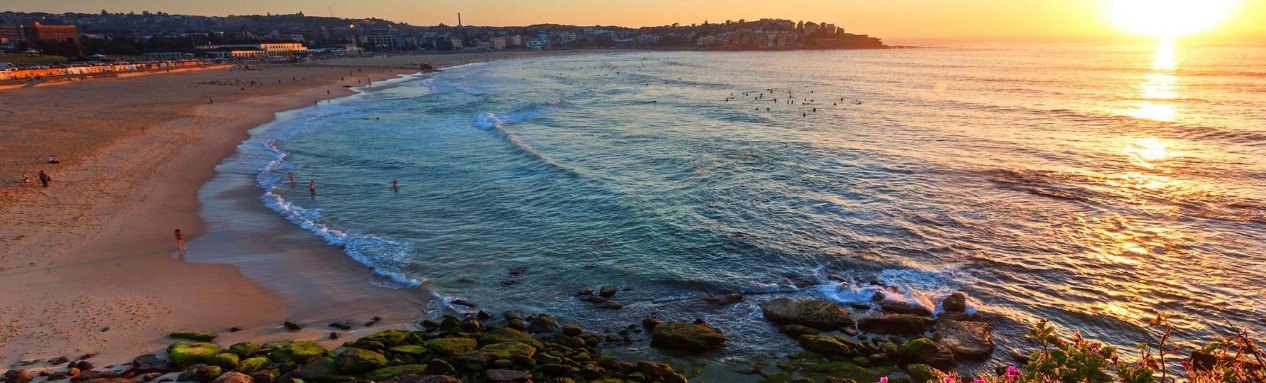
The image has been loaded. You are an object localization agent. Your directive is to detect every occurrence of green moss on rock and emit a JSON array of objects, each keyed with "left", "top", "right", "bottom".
[
  {"left": 426, "top": 337, "right": 477, "bottom": 356},
  {"left": 291, "top": 358, "right": 355, "bottom": 383},
  {"left": 207, "top": 353, "right": 240, "bottom": 369},
  {"left": 333, "top": 348, "right": 388, "bottom": 374},
  {"left": 798, "top": 335, "right": 854, "bottom": 358},
  {"left": 479, "top": 328, "right": 544, "bottom": 349},
  {"left": 236, "top": 356, "right": 270, "bottom": 374},
  {"left": 228, "top": 342, "right": 260, "bottom": 358},
  {"left": 387, "top": 345, "right": 429, "bottom": 357},
  {"left": 267, "top": 340, "right": 329, "bottom": 365},
  {"left": 364, "top": 364, "right": 429, "bottom": 381},
  {"left": 169, "top": 331, "right": 218, "bottom": 341},
  {"left": 649, "top": 321, "right": 728, "bottom": 352},
  {"left": 359, "top": 330, "right": 410, "bottom": 347},
  {"left": 167, "top": 341, "right": 224, "bottom": 367}
]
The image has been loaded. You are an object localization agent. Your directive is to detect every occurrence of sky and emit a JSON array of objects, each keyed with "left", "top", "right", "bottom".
[{"left": 4, "top": 0, "right": 1265, "bottom": 42}]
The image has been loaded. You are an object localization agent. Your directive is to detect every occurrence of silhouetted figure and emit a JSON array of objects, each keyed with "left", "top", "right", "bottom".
[{"left": 38, "top": 170, "right": 51, "bottom": 187}]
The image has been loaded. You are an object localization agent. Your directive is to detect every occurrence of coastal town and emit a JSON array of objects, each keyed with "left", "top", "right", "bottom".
[{"left": 0, "top": 10, "right": 886, "bottom": 63}]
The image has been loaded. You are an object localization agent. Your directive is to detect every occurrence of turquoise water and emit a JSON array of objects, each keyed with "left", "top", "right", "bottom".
[{"left": 211, "top": 43, "right": 1266, "bottom": 361}]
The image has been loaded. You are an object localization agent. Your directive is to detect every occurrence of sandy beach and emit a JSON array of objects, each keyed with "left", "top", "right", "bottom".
[{"left": 0, "top": 50, "right": 592, "bottom": 367}]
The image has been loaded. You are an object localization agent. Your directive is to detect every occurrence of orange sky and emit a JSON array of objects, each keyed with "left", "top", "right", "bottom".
[{"left": 5, "top": 0, "right": 1265, "bottom": 42}]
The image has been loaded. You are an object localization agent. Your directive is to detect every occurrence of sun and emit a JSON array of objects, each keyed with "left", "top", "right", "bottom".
[{"left": 1105, "top": 0, "right": 1240, "bottom": 39}]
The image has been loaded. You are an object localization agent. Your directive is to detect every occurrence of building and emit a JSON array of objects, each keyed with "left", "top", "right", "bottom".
[
  {"left": 368, "top": 28, "right": 394, "bottom": 50},
  {"left": 28, "top": 23, "right": 80, "bottom": 45},
  {"left": 197, "top": 40, "right": 307, "bottom": 58},
  {"left": 490, "top": 37, "right": 507, "bottom": 50}
]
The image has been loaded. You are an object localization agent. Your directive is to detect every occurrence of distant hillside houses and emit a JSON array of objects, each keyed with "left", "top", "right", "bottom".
[{"left": 0, "top": 10, "right": 886, "bottom": 58}]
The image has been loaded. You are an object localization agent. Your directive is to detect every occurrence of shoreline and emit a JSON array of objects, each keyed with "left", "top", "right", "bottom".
[{"left": 0, "top": 51, "right": 576, "bottom": 367}]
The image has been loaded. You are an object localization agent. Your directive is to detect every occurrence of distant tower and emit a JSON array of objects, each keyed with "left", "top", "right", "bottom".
[{"left": 457, "top": 13, "right": 462, "bottom": 27}]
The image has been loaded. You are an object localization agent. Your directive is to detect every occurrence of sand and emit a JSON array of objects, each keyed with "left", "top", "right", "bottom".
[{"left": 0, "top": 50, "right": 593, "bottom": 367}]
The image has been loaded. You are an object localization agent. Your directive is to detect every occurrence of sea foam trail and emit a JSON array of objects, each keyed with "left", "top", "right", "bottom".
[
  {"left": 256, "top": 138, "right": 423, "bottom": 288},
  {"left": 472, "top": 101, "right": 582, "bottom": 176}
]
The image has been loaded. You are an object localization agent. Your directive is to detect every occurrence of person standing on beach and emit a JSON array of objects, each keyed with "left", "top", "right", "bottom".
[
  {"left": 38, "top": 170, "right": 51, "bottom": 187},
  {"left": 174, "top": 229, "right": 185, "bottom": 250}
]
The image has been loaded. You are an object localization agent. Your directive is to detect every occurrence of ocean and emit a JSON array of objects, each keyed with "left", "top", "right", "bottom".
[{"left": 202, "top": 42, "right": 1266, "bottom": 366}]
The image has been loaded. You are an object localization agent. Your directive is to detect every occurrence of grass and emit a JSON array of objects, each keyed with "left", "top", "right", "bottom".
[{"left": 0, "top": 53, "right": 70, "bottom": 65}]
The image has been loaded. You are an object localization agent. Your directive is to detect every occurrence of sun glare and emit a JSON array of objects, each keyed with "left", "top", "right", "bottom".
[{"left": 1105, "top": 0, "right": 1240, "bottom": 38}]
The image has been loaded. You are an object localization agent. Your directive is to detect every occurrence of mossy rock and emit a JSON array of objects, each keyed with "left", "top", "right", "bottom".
[
  {"left": 562, "top": 324, "right": 584, "bottom": 336},
  {"left": 228, "top": 342, "right": 261, "bottom": 358},
  {"left": 267, "top": 340, "right": 330, "bottom": 365},
  {"left": 170, "top": 331, "right": 218, "bottom": 342},
  {"left": 760, "top": 298, "right": 855, "bottom": 330},
  {"left": 291, "top": 358, "right": 356, "bottom": 383},
  {"left": 799, "top": 335, "right": 854, "bottom": 358},
  {"left": 333, "top": 348, "right": 387, "bottom": 374},
  {"left": 167, "top": 341, "right": 224, "bottom": 367},
  {"left": 387, "top": 345, "right": 429, "bottom": 357},
  {"left": 477, "top": 342, "right": 537, "bottom": 360},
  {"left": 236, "top": 356, "right": 271, "bottom": 374},
  {"left": 426, "top": 337, "right": 477, "bottom": 356},
  {"left": 364, "top": 364, "right": 428, "bottom": 381},
  {"left": 346, "top": 340, "right": 386, "bottom": 351},
  {"left": 798, "top": 360, "right": 893, "bottom": 383},
  {"left": 897, "top": 338, "right": 955, "bottom": 370},
  {"left": 906, "top": 364, "right": 939, "bottom": 383},
  {"left": 207, "top": 353, "right": 240, "bottom": 369},
  {"left": 479, "top": 328, "right": 544, "bottom": 349},
  {"left": 782, "top": 324, "right": 821, "bottom": 339},
  {"left": 590, "top": 379, "right": 627, "bottom": 383},
  {"left": 649, "top": 321, "right": 728, "bottom": 352},
  {"left": 178, "top": 364, "right": 223, "bottom": 382},
  {"left": 526, "top": 314, "right": 559, "bottom": 333},
  {"left": 359, "top": 330, "right": 411, "bottom": 347}
]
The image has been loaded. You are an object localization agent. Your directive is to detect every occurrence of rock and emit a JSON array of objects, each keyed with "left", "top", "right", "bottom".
[
  {"left": 598, "top": 286, "right": 618, "bottom": 298},
  {"left": 132, "top": 354, "right": 177, "bottom": 374},
  {"left": 596, "top": 300, "right": 625, "bottom": 309},
  {"left": 265, "top": 340, "right": 329, "bottom": 365},
  {"left": 247, "top": 370, "right": 277, "bottom": 383},
  {"left": 76, "top": 378, "right": 132, "bottom": 383},
  {"left": 636, "top": 361, "right": 688, "bottom": 383},
  {"left": 932, "top": 320, "right": 994, "bottom": 359},
  {"left": 207, "top": 353, "right": 240, "bottom": 369},
  {"left": 167, "top": 341, "right": 224, "bottom": 367},
  {"left": 526, "top": 315, "right": 559, "bottom": 334},
  {"left": 760, "top": 298, "right": 855, "bottom": 330},
  {"left": 483, "top": 369, "right": 530, "bottom": 383},
  {"left": 333, "top": 349, "right": 387, "bottom": 374},
  {"left": 283, "top": 321, "right": 303, "bottom": 331},
  {"left": 329, "top": 332, "right": 339, "bottom": 340},
  {"left": 381, "top": 376, "right": 461, "bottom": 383},
  {"left": 69, "top": 370, "right": 116, "bottom": 382},
  {"left": 327, "top": 321, "right": 353, "bottom": 330},
  {"left": 477, "top": 311, "right": 493, "bottom": 320},
  {"left": 387, "top": 345, "right": 429, "bottom": 357},
  {"left": 474, "top": 342, "right": 537, "bottom": 360},
  {"left": 4, "top": 370, "right": 33, "bottom": 383},
  {"left": 359, "top": 330, "right": 410, "bottom": 347},
  {"left": 52, "top": 356, "right": 72, "bottom": 365},
  {"left": 425, "top": 360, "right": 455, "bottom": 376},
  {"left": 228, "top": 342, "right": 261, "bottom": 358},
  {"left": 506, "top": 318, "right": 525, "bottom": 331},
  {"left": 228, "top": 327, "right": 242, "bottom": 333},
  {"left": 291, "top": 358, "right": 355, "bottom": 383},
  {"left": 236, "top": 357, "right": 271, "bottom": 374},
  {"left": 169, "top": 331, "right": 218, "bottom": 342},
  {"left": 177, "top": 365, "right": 222, "bottom": 383},
  {"left": 879, "top": 297, "right": 933, "bottom": 317},
  {"left": 906, "top": 364, "right": 940, "bottom": 383},
  {"left": 210, "top": 372, "right": 252, "bottom": 383},
  {"left": 642, "top": 316, "right": 660, "bottom": 331},
  {"left": 897, "top": 338, "right": 955, "bottom": 370},
  {"left": 858, "top": 314, "right": 929, "bottom": 335},
  {"left": 941, "top": 292, "right": 967, "bottom": 314},
  {"left": 437, "top": 316, "right": 462, "bottom": 333},
  {"left": 480, "top": 328, "right": 544, "bottom": 349},
  {"left": 780, "top": 324, "right": 820, "bottom": 339},
  {"left": 426, "top": 338, "right": 477, "bottom": 356},
  {"left": 561, "top": 324, "right": 583, "bottom": 337},
  {"left": 364, "top": 365, "right": 429, "bottom": 381},
  {"left": 71, "top": 360, "right": 94, "bottom": 371},
  {"left": 649, "top": 321, "right": 727, "bottom": 352},
  {"left": 798, "top": 335, "right": 855, "bottom": 358},
  {"left": 141, "top": 372, "right": 161, "bottom": 382}
]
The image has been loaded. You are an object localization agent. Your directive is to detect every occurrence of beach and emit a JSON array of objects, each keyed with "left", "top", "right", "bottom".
[{"left": 0, "top": 50, "right": 585, "bottom": 366}]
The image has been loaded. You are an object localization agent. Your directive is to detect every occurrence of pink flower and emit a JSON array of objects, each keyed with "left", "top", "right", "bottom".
[
  {"left": 1005, "top": 365, "right": 1020, "bottom": 380},
  {"left": 878, "top": 378, "right": 888, "bottom": 383},
  {"left": 945, "top": 376, "right": 955, "bottom": 383},
  {"left": 974, "top": 379, "right": 986, "bottom": 383}
]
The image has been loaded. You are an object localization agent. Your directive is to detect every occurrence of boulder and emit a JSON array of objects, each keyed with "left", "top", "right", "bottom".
[
  {"left": 933, "top": 320, "right": 994, "bottom": 359},
  {"left": 425, "top": 338, "right": 477, "bottom": 356},
  {"left": 780, "top": 324, "right": 820, "bottom": 339},
  {"left": 526, "top": 314, "right": 560, "bottom": 334},
  {"left": 283, "top": 321, "right": 303, "bottom": 331},
  {"left": 897, "top": 338, "right": 955, "bottom": 370},
  {"left": 425, "top": 360, "right": 455, "bottom": 376},
  {"left": 359, "top": 330, "right": 411, "bottom": 347},
  {"left": 228, "top": 342, "right": 261, "bottom": 358},
  {"left": 290, "top": 358, "right": 355, "bottom": 383},
  {"left": 364, "top": 365, "right": 429, "bottom": 381},
  {"left": 906, "top": 364, "right": 940, "bottom": 383},
  {"left": 858, "top": 314, "right": 929, "bottom": 335},
  {"left": 760, "top": 298, "right": 855, "bottom": 330},
  {"left": 4, "top": 370, "right": 33, "bottom": 383},
  {"left": 266, "top": 341, "right": 328, "bottom": 365},
  {"left": 170, "top": 331, "right": 218, "bottom": 342},
  {"left": 879, "top": 296, "right": 933, "bottom": 317},
  {"left": 388, "top": 345, "right": 429, "bottom": 357},
  {"left": 236, "top": 357, "right": 271, "bottom": 374},
  {"left": 132, "top": 354, "right": 178, "bottom": 374},
  {"left": 207, "top": 353, "right": 240, "bottom": 369},
  {"left": 69, "top": 370, "right": 116, "bottom": 382},
  {"left": 333, "top": 348, "right": 387, "bottom": 374},
  {"left": 167, "top": 341, "right": 224, "bottom": 367},
  {"left": 210, "top": 372, "right": 252, "bottom": 383},
  {"left": 475, "top": 342, "right": 537, "bottom": 360},
  {"left": 247, "top": 369, "right": 277, "bottom": 383},
  {"left": 327, "top": 321, "right": 353, "bottom": 330},
  {"left": 650, "top": 321, "right": 728, "bottom": 352},
  {"left": 561, "top": 324, "right": 584, "bottom": 337},
  {"left": 484, "top": 369, "right": 530, "bottom": 383},
  {"left": 598, "top": 286, "right": 618, "bottom": 298},
  {"left": 177, "top": 365, "right": 222, "bottom": 383},
  {"left": 798, "top": 335, "right": 855, "bottom": 358},
  {"left": 941, "top": 292, "right": 968, "bottom": 314},
  {"left": 635, "top": 361, "right": 688, "bottom": 383}
]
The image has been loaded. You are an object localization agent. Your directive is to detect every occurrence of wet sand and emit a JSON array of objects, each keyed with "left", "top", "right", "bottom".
[{"left": 0, "top": 50, "right": 589, "bottom": 366}]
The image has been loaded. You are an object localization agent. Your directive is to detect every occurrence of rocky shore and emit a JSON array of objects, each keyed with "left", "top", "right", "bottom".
[{"left": 2, "top": 287, "right": 1009, "bottom": 383}]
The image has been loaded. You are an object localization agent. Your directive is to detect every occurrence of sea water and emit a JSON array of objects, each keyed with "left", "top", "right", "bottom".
[{"left": 207, "top": 42, "right": 1266, "bottom": 362}]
